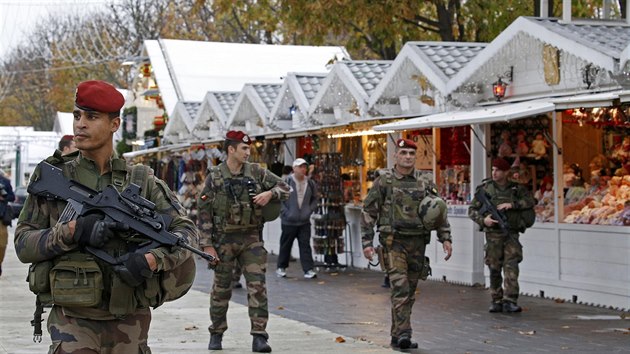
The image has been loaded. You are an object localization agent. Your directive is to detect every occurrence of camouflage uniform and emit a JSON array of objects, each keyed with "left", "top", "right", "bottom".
[
  {"left": 197, "top": 162, "right": 289, "bottom": 339},
  {"left": 468, "top": 179, "right": 536, "bottom": 305},
  {"left": 361, "top": 168, "right": 452, "bottom": 339},
  {"left": 14, "top": 151, "right": 198, "bottom": 354}
]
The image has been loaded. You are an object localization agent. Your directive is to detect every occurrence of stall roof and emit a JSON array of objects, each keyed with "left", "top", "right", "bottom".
[
  {"left": 53, "top": 112, "right": 73, "bottom": 135},
  {"left": 374, "top": 100, "right": 555, "bottom": 131},
  {"left": 143, "top": 39, "right": 349, "bottom": 118},
  {"left": 123, "top": 143, "right": 191, "bottom": 159},
  {"left": 448, "top": 16, "right": 630, "bottom": 94},
  {"left": 552, "top": 91, "right": 621, "bottom": 109}
]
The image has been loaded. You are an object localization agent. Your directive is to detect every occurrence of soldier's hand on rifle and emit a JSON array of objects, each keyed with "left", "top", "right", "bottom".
[
  {"left": 203, "top": 246, "right": 220, "bottom": 266},
  {"left": 483, "top": 214, "right": 499, "bottom": 227},
  {"left": 497, "top": 202, "right": 512, "bottom": 211},
  {"left": 116, "top": 252, "right": 153, "bottom": 287},
  {"left": 74, "top": 214, "right": 128, "bottom": 248},
  {"left": 363, "top": 246, "right": 375, "bottom": 261}
]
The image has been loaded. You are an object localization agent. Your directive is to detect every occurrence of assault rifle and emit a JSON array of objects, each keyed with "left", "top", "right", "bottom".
[
  {"left": 474, "top": 189, "right": 509, "bottom": 232},
  {"left": 28, "top": 161, "right": 215, "bottom": 265}
]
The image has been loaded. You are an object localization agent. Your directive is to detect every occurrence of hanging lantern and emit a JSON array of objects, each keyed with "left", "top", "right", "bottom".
[{"left": 492, "top": 78, "right": 508, "bottom": 101}]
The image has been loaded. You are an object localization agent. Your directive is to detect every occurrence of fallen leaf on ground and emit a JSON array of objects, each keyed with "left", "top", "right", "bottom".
[
  {"left": 555, "top": 299, "right": 565, "bottom": 303},
  {"left": 184, "top": 325, "right": 198, "bottom": 331},
  {"left": 518, "top": 330, "right": 536, "bottom": 336},
  {"left": 335, "top": 336, "right": 346, "bottom": 343},
  {"left": 277, "top": 306, "right": 284, "bottom": 310},
  {"left": 318, "top": 281, "right": 326, "bottom": 284},
  {"left": 561, "top": 325, "right": 570, "bottom": 329}
]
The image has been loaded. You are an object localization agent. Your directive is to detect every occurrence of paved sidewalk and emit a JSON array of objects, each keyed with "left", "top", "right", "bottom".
[
  {"left": 0, "top": 228, "right": 391, "bottom": 354},
  {"left": 2, "top": 225, "right": 630, "bottom": 353}
]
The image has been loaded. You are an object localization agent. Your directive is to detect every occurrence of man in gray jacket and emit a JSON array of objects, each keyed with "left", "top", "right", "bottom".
[{"left": 276, "top": 158, "right": 319, "bottom": 279}]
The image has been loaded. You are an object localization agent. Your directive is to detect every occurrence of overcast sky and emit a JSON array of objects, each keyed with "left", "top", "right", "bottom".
[{"left": 0, "top": 0, "right": 111, "bottom": 60}]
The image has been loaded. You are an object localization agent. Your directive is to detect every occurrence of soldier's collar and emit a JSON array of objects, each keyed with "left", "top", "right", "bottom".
[
  {"left": 392, "top": 166, "right": 415, "bottom": 179},
  {"left": 77, "top": 151, "right": 120, "bottom": 172}
]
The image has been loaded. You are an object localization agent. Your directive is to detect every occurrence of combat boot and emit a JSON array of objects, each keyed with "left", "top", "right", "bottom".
[
  {"left": 503, "top": 301, "right": 522, "bottom": 313},
  {"left": 252, "top": 334, "right": 272, "bottom": 353},
  {"left": 489, "top": 301, "right": 503, "bottom": 313},
  {"left": 208, "top": 333, "right": 223, "bottom": 350},
  {"left": 390, "top": 336, "right": 418, "bottom": 349},
  {"left": 396, "top": 334, "right": 415, "bottom": 350}
]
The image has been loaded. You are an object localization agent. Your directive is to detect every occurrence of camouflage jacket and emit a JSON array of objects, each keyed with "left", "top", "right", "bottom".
[
  {"left": 361, "top": 167, "right": 451, "bottom": 249},
  {"left": 196, "top": 161, "right": 290, "bottom": 247},
  {"left": 14, "top": 151, "right": 198, "bottom": 273},
  {"left": 468, "top": 178, "right": 536, "bottom": 233}
]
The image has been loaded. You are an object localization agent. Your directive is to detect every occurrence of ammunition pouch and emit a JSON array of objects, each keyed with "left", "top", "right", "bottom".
[
  {"left": 28, "top": 260, "right": 53, "bottom": 294},
  {"left": 420, "top": 256, "right": 431, "bottom": 281},
  {"left": 49, "top": 253, "right": 103, "bottom": 308},
  {"left": 109, "top": 273, "right": 138, "bottom": 316},
  {"left": 28, "top": 261, "right": 54, "bottom": 305}
]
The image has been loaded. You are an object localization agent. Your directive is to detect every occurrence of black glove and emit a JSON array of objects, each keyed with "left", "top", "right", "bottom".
[
  {"left": 74, "top": 214, "right": 122, "bottom": 248},
  {"left": 115, "top": 252, "right": 153, "bottom": 287}
]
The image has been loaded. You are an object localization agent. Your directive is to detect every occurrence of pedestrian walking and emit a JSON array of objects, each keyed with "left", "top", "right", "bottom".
[
  {"left": 276, "top": 158, "right": 319, "bottom": 279},
  {"left": 468, "top": 157, "right": 536, "bottom": 313},
  {"left": 0, "top": 169, "right": 15, "bottom": 277},
  {"left": 361, "top": 138, "right": 453, "bottom": 350},
  {"left": 197, "top": 130, "right": 290, "bottom": 353},
  {"left": 13, "top": 80, "right": 199, "bottom": 353}
]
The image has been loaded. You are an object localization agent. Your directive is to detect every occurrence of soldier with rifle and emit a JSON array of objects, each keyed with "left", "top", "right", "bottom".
[
  {"left": 468, "top": 157, "right": 536, "bottom": 313},
  {"left": 14, "top": 80, "right": 201, "bottom": 353},
  {"left": 197, "top": 130, "right": 290, "bottom": 353}
]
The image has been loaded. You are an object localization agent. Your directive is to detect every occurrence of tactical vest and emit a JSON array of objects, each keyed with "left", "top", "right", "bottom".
[
  {"left": 480, "top": 180, "right": 535, "bottom": 232},
  {"left": 208, "top": 162, "right": 273, "bottom": 233},
  {"left": 28, "top": 151, "right": 194, "bottom": 318},
  {"left": 378, "top": 169, "right": 428, "bottom": 236}
]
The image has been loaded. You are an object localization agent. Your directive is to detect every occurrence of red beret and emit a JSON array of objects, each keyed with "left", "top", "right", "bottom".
[
  {"left": 60, "top": 135, "right": 74, "bottom": 141},
  {"left": 396, "top": 138, "right": 417, "bottom": 150},
  {"left": 492, "top": 158, "right": 511, "bottom": 171},
  {"left": 75, "top": 80, "right": 124, "bottom": 113},
  {"left": 225, "top": 130, "right": 251, "bottom": 144}
]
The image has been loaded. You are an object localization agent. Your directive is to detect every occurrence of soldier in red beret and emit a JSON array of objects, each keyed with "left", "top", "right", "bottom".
[
  {"left": 58, "top": 135, "right": 77, "bottom": 155},
  {"left": 197, "top": 129, "right": 290, "bottom": 352},
  {"left": 15, "top": 80, "right": 199, "bottom": 353},
  {"left": 468, "top": 156, "right": 536, "bottom": 314},
  {"left": 361, "top": 136, "right": 453, "bottom": 349},
  {"left": 492, "top": 157, "right": 511, "bottom": 172}
]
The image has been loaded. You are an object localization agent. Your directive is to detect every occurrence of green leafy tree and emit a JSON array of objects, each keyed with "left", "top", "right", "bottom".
[{"left": 0, "top": 0, "right": 625, "bottom": 128}]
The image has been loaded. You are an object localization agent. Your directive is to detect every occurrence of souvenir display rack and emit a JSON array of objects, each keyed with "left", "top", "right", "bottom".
[{"left": 311, "top": 152, "right": 349, "bottom": 269}]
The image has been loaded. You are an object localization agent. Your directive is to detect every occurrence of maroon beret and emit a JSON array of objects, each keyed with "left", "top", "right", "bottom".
[
  {"left": 60, "top": 134, "right": 74, "bottom": 141},
  {"left": 75, "top": 80, "right": 124, "bottom": 113},
  {"left": 396, "top": 138, "right": 417, "bottom": 150},
  {"left": 492, "top": 158, "right": 511, "bottom": 171},
  {"left": 225, "top": 130, "right": 252, "bottom": 145}
]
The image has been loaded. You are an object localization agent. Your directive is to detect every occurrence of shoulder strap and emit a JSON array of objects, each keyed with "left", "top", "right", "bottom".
[{"left": 130, "top": 164, "right": 151, "bottom": 198}]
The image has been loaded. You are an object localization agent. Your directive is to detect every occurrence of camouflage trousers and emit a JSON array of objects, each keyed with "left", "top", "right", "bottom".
[
  {"left": 47, "top": 305, "right": 151, "bottom": 354},
  {"left": 381, "top": 234, "right": 427, "bottom": 338},
  {"left": 485, "top": 232, "right": 523, "bottom": 304},
  {"left": 210, "top": 231, "right": 269, "bottom": 337}
]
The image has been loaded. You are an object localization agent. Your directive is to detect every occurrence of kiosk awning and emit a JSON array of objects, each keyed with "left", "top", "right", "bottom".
[
  {"left": 373, "top": 100, "right": 555, "bottom": 131},
  {"left": 552, "top": 91, "right": 620, "bottom": 109}
]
